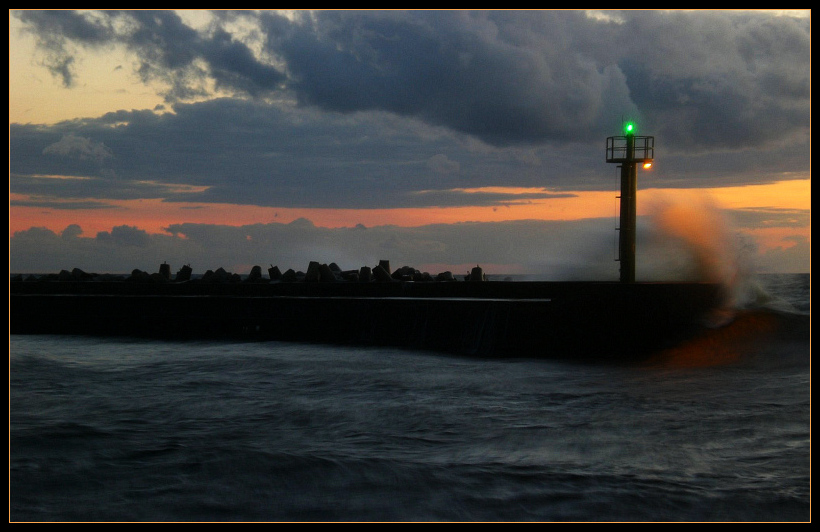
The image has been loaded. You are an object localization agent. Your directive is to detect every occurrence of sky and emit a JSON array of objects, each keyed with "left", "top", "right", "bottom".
[{"left": 9, "top": 10, "right": 811, "bottom": 279}]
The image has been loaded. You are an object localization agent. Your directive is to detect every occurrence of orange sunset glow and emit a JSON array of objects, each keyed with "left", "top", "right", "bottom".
[{"left": 10, "top": 180, "right": 809, "bottom": 258}]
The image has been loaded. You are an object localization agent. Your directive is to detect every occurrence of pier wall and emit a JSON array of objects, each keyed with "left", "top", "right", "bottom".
[{"left": 11, "top": 281, "right": 723, "bottom": 360}]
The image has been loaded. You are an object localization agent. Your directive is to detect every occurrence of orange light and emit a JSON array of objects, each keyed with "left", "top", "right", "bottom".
[{"left": 643, "top": 162, "right": 653, "bottom": 169}]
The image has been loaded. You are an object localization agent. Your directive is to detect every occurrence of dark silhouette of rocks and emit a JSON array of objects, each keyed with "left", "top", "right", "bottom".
[
  {"left": 126, "top": 269, "right": 163, "bottom": 283},
  {"left": 391, "top": 265, "right": 413, "bottom": 281},
  {"left": 128, "top": 269, "right": 147, "bottom": 281},
  {"left": 246, "top": 265, "right": 263, "bottom": 283},
  {"left": 416, "top": 271, "right": 434, "bottom": 282},
  {"left": 358, "top": 266, "right": 372, "bottom": 282},
  {"left": 318, "top": 263, "right": 337, "bottom": 282},
  {"left": 11, "top": 258, "right": 485, "bottom": 286},
  {"left": 340, "top": 269, "right": 360, "bottom": 282},
  {"left": 372, "top": 264, "right": 395, "bottom": 283},
  {"left": 201, "top": 267, "right": 238, "bottom": 283},
  {"left": 71, "top": 268, "right": 96, "bottom": 280},
  {"left": 303, "top": 261, "right": 339, "bottom": 282},
  {"left": 304, "top": 261, "right": 321, "bottom": 282},
  {"left": 204, "top": 267, "right": 239, "bottom": 283},
  {"left": 468, "top": 265, "right": 486, "bottom": 282},
  {"left": 159, "top": 262, "right": 171, "bottom": 280},
  {"left": 268, "top": 265, "right": 282, "bottom": 281},
  {"left": 387, "top": 265, "right": 435, "bottom": 282},
  {"left": 176, "top": 264, "right": 193, "bottom": 282}
]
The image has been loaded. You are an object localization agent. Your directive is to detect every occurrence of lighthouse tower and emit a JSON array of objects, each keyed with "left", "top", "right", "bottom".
[{"left": 606, "top": 122, "right": 654, "bottom": 283}]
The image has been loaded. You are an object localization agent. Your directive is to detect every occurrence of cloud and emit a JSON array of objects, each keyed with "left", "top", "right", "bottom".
[
  {"left": 262, "top": 10, "right": 641, "bottom": 146},
  {"left": 9, "top": 93, "right": 809, "bottom": 210},
  {"left": 756, "top": 234, "right": 811, "bottom": 274},
  {"left": 13, "top": 10, "right": 810, "bottom": 150},
  {"left": 42, "top": 134, "right": 113, "bottom": 161},
  {"left": 10, "top": 11, "right": 810, "bottom": 204},
  {"left": 14, "top": 10, "right": 286, "bottom": 100},
  {"left": 96, "top": 225, "right": 152, "bottom": 247},
  {"left": 10, "top": 99, "right": 608, "bottom": 208},
  {"left": 426, "top": 154, "right": 460, "bottom": 175},
  {"left": 9, "top": 198, "right": 120, "bottom": 210},
  {"left": 407, "top": 188, "right": 576, "bottom": 208},
  {"left": 8, "top": 10, "right": 811, "bottom": 277},
  {"left": 16, "top": 211, "right": 806, "bottom": 279},
  {"left": 726, "top": 207, "right": 811, "bottom": 229},
  {"left": 13, "top": 10, "right": 112, "bottom": 87},
  {"left": 12, "top": 218, "right": 624, "bottom": 277},
  {"left": 9, "top": 172, "right": 197, "bottom": 202},
  {"left": 61, "top": 224, "right": 84, "bottom": 238}
]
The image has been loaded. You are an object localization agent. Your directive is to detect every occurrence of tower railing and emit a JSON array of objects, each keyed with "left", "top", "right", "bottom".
[{"left": 606, "top": 135, "right": 654, "bottom": 163}]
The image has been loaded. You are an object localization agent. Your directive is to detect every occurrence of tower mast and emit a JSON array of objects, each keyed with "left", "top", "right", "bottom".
[{"left": 606, "top": 122, "right": 654, "bottom": 283}]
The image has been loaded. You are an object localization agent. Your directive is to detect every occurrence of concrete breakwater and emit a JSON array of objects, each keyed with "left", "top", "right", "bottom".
[
  {"left": 10, "top": 261, "right": 723, "bottom": 359},
  {"left": 10, "top": 260, "right": 486, "bottom": 286}
]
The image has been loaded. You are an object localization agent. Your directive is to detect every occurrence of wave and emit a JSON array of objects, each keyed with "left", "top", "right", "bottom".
[{"left": 642, "top": 305, "right": 810, "bottom": 370}]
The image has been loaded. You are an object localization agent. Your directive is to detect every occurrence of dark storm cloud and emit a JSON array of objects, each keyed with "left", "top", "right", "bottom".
[
  {"left": 261, "top": 10, "right": 637, "bottom": 146},
  {"left": 14, "top": 10, "right": 113, "bottom": 87},
  {"left": 10, "top": 10, "right": 811, "bottom": 209},
  {"left": 404, "top": 189, "right": 576, "bottom": 208},
  {"left": 8, "top": 94, "right": 806, "bottom": 210},
  {"left": 9, "top": 171, "right": 186, "bottom": 203},
  {"left": 15, "top": 10, "right": 286, "bottom": 100},
  {"left": 14, "top": 10, "right": 810, "bottom": 150},
  {"left": 11, "top": 99, "right": 581, "bottom": 208},
  {"left": 258, "top": 9, "right": 810, "bottom": 150},
  {"left": 9, "top": 198, "right": 121, "bottom": 210}
]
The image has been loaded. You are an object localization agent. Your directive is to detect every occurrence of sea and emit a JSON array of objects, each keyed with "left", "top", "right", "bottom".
[{"left": 10, "top": 273, "right": 811, "bottom": 522}]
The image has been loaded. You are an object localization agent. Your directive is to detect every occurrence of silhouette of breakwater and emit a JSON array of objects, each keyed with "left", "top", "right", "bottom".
[
  {"left": 10, "top": 260, "right": 723, "bottom": 360},
  {"left": 10, "top": 260, "right": 489, "bottom": 285}
]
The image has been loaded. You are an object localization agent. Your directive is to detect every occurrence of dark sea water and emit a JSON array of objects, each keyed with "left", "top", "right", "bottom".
[{"left": 10, "top": 274, "right": 810, "bottom": 522}]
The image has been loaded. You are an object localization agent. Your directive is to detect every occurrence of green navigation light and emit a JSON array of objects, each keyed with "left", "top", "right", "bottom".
[{"left": 624, "top": 122, "right": 635, "bottom": 135}]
